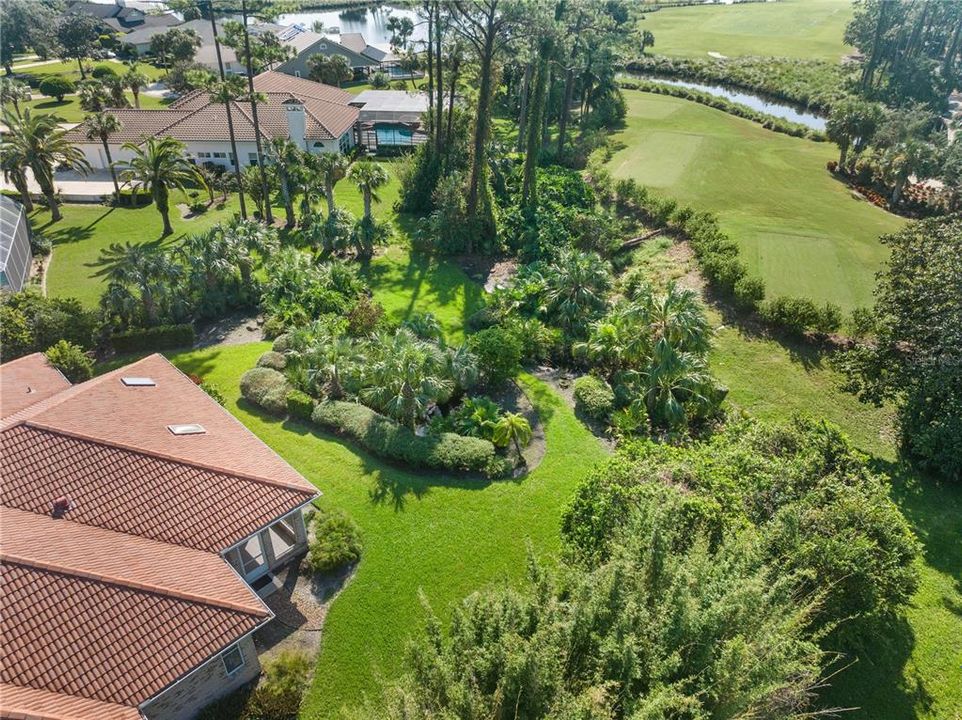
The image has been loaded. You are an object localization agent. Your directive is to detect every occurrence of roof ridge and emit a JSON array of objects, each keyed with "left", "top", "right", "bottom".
[
  {"left": 21, "top": 421, "right": 316, "bottom": 495},
  {"left": 301, "top": 102, "right": 337, "bottom": 139},
  {"left": 0, "top": 550, "right": 268, "bottom": 618}
]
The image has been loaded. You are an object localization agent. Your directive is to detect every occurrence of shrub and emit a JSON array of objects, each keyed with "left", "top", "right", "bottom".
[
  {"left": 467, "top": 327, "right": 522, "bottom": 387},
  {"left": 848, "top": 306, "right": 875, "bottom": 339},
  {"left": 733, "top": 276, "right": 765, "bottom": 311},
  {"left": 573, "top": 375, "right": 615, "bottom": 421},
  {"left": 760, "top": 296, "right": 821, "bottom": 336},
  {"left": 38, "top": 76, "right": 75, "bottom": 101},
  {"left": 450, "top": 396, "right": 502, "bottom": 440},
  {"left": 503, "top": 317, "right": 564, "bottom": 364},
  {"left": 257, "top": 350, "right": 287, "bottom": 371},
  {"left": 91, "top": 65, "right": 117, "bottom": 79},
  {"left": 245, "top": 650, "right": 311, "bottom": 719},
  {"left": 111, "top": 323, "right": 195, "bottom": 353},
  {"left": 199, "top": 381, "right": 225, "bottom": 405},
  {"left": 240, "top": 367, "right": 292, "bottom": 416},
  {"left": 307, "top": 508, "right": 362, "bottom": 573},
  {"left": 814, "top": 302, "right": 843, "bottom": 335},
  {"left": 311, "top": 400, "right": 500, "bottom": 476},
  {"left": 346, "top": 295, "right": 385, "bottom": 336},
  {"left": 0, "top": 292, "right": 98, "bottom": 359},
  {"left": 30, "top": 233, "right": 52, "bottom": 257},
  {"left": 286, "top": 389, "right": 315, "bottom": 421},
  {"left": 272, "top": 332, "right": 293, "bottom": 352},
  {"left": 44, "top": 340, "right": 92, "bottom": 383}
]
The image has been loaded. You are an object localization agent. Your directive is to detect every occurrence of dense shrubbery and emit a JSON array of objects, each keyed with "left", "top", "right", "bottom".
[
  {"left": 307, "top": 508, "right": 362, "bottom": 573},
  {"left": 626, "top": 55, "right": 853, "bottom": 114},
  {"left": 572, "top": 374, "right": 614, "bottom": 421},
  {"left": 0, "top": 292, "right": 99, "bottom": 360},
  {"left": 840, "top": 215, "right": 962, "bottom": 481},
  {"left": 198, "top": 650, "right": 311, "bottom": 720},
  {"left": 110, "top": 323, "right": 195, "bottom": 354},
  {"left": 619, "top": 79, "right": 826, "bottom": 141},
  {"left": 562, "top": 416, "right": 920, "bottom": 642},
  {"left": 38, "top": 75, "right": 75, "bottom": 101},
  {"left": 240, "top": 366, "right": 292, "bottom": 416},
  {"left": 760, "top": 296, "right": 843, "bottom": 336},
  {"left": 466, "top": 327, "right": 521, "bottom": 387},
  {"left": 44, "top": 340, "right": 93, "bottom": 383}
]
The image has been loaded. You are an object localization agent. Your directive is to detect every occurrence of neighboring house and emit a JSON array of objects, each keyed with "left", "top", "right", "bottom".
[
  {"left": 64, "top": 71, "right": 359, "bottom": 171},
  {"left": 67, "top": 0, "right": 180, "bottom": 35},
  {"left": 350, "top": 90, "right": 429, "bottom": 152},
  {"left": 0, "top": 196, "right": 32, "bottom": 293},
  {"left": 338, "top": 32, "right": 421, "bottom": 80},
  {"left": 122, "top": 18, "right": 240, "bottom": 73},
  {"left": 275, "top": 35, "right": 379, "bottom": 81},
  {"left": 0, "top": 352, "right": 320, "bottom": 720}
]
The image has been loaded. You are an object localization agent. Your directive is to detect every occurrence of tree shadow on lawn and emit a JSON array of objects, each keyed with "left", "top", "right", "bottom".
[{"left": 33, "top": 206, "right": 116, "bottom": 245}]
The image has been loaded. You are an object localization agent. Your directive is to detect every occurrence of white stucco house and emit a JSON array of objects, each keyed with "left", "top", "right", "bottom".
[{"left": 65, "top": 72, "right": 359, "bottom": 172}]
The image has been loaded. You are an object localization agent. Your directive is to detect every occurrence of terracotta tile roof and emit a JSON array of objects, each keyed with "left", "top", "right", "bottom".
[
  {"left": 63, "top": 110, "right": 190, "bottom": 144},
  {"left": 0, "top": 354, "right": 70, "bottom": 419},
  {"left": 1, "top": 425, "right": 313, "bottom": 552},
  {"left": 0, "top": 562, "right": 265, "bottom": 708},
  {"left": 0, "top": 507, "right": 267, "bottom": 615},
  {"left": 253, "top": 71, "right": 355, "bottom": 105},
  {"left": 0, "top": 683, "right": 142, "bottom": 720}
]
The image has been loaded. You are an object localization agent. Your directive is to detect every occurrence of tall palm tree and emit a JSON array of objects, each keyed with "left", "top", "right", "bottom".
[
  {"left": 206, "top": 77, "right": 249, "bottom": 220},
  {"left": 123, "top": 62, "right": 149, "bottom": 109},
  {"left": 84, "top": 111, "right": 122, "bottom": 199},
  {"left": 118, "top": 136, "right": 206, "bottom": 236},
  {"left": 92, "top": 241, "right": 183, "bottom": 326},
  {"left": 267, "top": 137, "right": 300, "bottom": 228},
  {"left": 1, "top": 78, "right": 31, "bottom": 119},
  {"left": 0, "top": 141, "right": 33, "bottom": 212},
  {"left": 3, "top": 109, "right": 89, "bottom": 221},
  {"left": 492, "top": 412, "right": 532, "bottom": 465},
  {"left": 315, "top": 152, "right": 350, "bottom": 216},
  {"left": 223, "top": 216, "right": 279, "bottom": 287},
  {"left": 348, "top": 161, "right": 389, "bottom": 221}
]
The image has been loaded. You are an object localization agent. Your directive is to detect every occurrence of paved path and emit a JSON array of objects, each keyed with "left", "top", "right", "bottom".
[{"left": 0, "top": 168, "right": 134, "bottom": 200}]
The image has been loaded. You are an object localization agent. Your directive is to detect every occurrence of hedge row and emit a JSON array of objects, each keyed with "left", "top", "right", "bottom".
[
  {"left": 111, "top": 323, "right": 195, "bottom": 354},
  {"left": 618, "top": 79, "right": 826, "bottom": 142},
  {"left": 611, "top": 178, "right": 843, "bottom": 336}
]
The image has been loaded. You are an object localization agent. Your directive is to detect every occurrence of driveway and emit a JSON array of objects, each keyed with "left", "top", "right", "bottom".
[{"left": 0, "top": 168, "right": 135, "bottom": 201}]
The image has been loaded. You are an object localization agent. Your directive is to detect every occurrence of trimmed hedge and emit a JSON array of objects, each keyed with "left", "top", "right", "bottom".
[
  {"left": 573, "top": 375, "right": 615, "bottom": 421},
  {"left": 311, "top": 400, "right": 504, "bottom": 477},
  {"left": 111, "top": 323, "right": 195, "bottom": 354},
  {"left": 286, "top": 389, "right": 315, "bottom": 421},
  {"left": 256, "top": 350, "right": 287, "bottom": 370},
  {"left": 239, "top": 367, "right": 292, "bottom": 415}
]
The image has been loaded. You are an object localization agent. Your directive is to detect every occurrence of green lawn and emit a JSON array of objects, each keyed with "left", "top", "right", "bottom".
[
  {"left": 640, "top": 0, "right": 853, "bottom": 60},
  {"left": 169, "top": 344, "right": 609, "bottom": 718},
  {"left": 607, "top": 91, "right": 904, "bottom": 311},
  {"left": 6, "top": 92, "right": 170, "bottom": 123},
  {"left": 13, "top": 58, "right": 166, "bottom": 83}
]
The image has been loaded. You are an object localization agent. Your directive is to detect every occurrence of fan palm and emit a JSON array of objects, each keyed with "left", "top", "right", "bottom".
[
  {"left": 267, "top": 137, "right": 300, "bottom": 228},
  {"left": 492, "top": 412, "right": 532, "bottom": 465},
  {"left": 633, "top": 282, "right": 711, "bottom": 354},
  {"left": 315, "top": 152, "right": 351, "bottom": 216},
  {"left": 119, "top": 136, "right": 206, "bottom": 236},
  {"left": 348, "top": 161, "right": 389, "bottom": 222},
  {"left": 3, "top": 109, "right": 89, "bottom": 221},
  {"left": 223, "top": 216, "right": 279, "bottom": 287},
  {"left": 178, "top": 227, "right": 236, "bottom": 292},
  {"left": 302, "top": 328, "right": 358, "bottom": 400},
  {"left": 635, "top": 338, "right": 717, "bottom": 430},
  {"left": 1, "top": 78, "right": 31, "bottom": 119},
  {"left": 544, "top": 249, "right": 611, "bottom": 335},
  {"left": 123, "top": 63, "right": 149, "bottom": 109},
  {"left": 84, "top": 111, "right": 123, "bottom": 199},
  {"left": 91, "top": 241, "right": 183, "bottom": 326},
  {"left": 78, "top": 80, "right": 110, "bottom": 112}
]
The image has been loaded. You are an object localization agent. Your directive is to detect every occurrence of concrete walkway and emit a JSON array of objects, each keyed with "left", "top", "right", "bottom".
[{"left": 0, "top": 168, "right": 135, "bottom": 202}]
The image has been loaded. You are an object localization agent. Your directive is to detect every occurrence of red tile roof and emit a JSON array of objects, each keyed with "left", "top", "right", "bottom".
[
  {"left": 0, "top": 354, "right": 70, "bottom": 419},
  {"left": 0, "top": 682, "right": 142, "bottom": 720}
]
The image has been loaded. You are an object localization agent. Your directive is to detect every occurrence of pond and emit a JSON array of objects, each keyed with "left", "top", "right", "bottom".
[
  {"left": 277, "top": 4, "right": 424, "bottom": 45},
  {"left": 622, "top": 73, "right": 826, "bottom": 131}
]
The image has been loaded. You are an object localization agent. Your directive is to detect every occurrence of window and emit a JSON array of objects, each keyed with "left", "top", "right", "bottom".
[
  {"left": 121, "top": 377, "right": 155, "bottom": 387},
  {"left": 339, "top": 131, "right": 351, "bottom": 153},
  {"left": 213, "top": 152, "right": 227, "bottom": 159},
  {"left": 248, "top": 153, "right": 258, "bottom": 165},
  {"left": 221, "top": 644, "right": 244, "bottom": 676},
  {"left": 294, "top": 70, "right": 301, "bottom": 78},
  {"left": 197, "top": 152, "right": 211, "bottom": 159}
]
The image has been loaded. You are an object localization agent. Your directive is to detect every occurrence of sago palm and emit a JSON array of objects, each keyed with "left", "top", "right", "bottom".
[
  {"left": 120, "top": 136, "right": 206, "bottom": 236},
  {"left": 348, "top": 161, "right": 389, "bottom": 222},
  {"left": 84, "top": 111, "right": 123, "bottom": 199},
  {"left": 3, "top": 109, "right": 89, "bottom": 222}
]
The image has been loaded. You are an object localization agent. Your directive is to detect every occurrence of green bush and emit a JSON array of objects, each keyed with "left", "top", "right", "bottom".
[
  {"left": 38, "top": 76, "right": 75, "bottom": 101},
  {"left": 0, "top": 292, "right": 98, "bottom": 359},
  {"left": 814, "top": 302, "right": 843, "bottom": 335},
  {"left": 286, "top": 389, "right": 315, "bottom": 421},
  {"left": 760, "top": 296, "right": 822, "bottom": 336},
  {"left": 733, "top": 276, "right": 766, "bottom": 311},
  {"left": 307, "top": 509, "right": 362, "bottom": 573},
  {"left": 30, "top": 233, "right": 52, "bottom": 257},
  {"left": 256, "top": 350, "right": 287, "bottom": 371},
  {"left": 272, "top": 332, "right": 293, "bottom": 353},
  {"left": 848, "top": 306, "right": 875, "bottom": 339},
  {"left": 467, "top": 326, "right": 522, "bottom": 387},
  {"left": 450, "top": 396, "right": 502, "bottom": 440},
  {"left": 91, "top": 65, "right": 118, "bottom": 79},
  {"left": 573, "top": 375, "right": 615, "bottom": 421},
  {"left": 44, "top": 340, "right": 93, "bottom": 383},
  {"left": 240, "top": 367, "right": 292, "bottom": 416},
  {"left": 111, "top": 323, "right": 195, "bottom": 353},
  {"left": 311, "top": 400, "right": 500, "bottom": 476}
]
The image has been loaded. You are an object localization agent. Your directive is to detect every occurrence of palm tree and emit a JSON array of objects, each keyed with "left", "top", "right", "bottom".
[
  {"left": 1, "top": 78, "right": 31, "bottom": 119},
  {"left": 179, "top": 226, "right": 235, "bottom": 292},
  {"left": 267, "top": 137, "right": 300, "bottom": 228},
  {"left": 636, "top": 338, "right": 717, "bottom": 430},
  {"left": 103, "top": 75, "right": 129, "bottom": 108},
  {"left": 3, "top": 109, "right": 89, "bottom": 221},
  {"left": 84, "top": 111, "right": 122, "bottom": 199},
  {"left": 123, "top": 63, "right": 149, "bottom": 109},
  {"left": 78, "top": 80, "right": 110, "bottom": 112},
  {"left": 223, "top": 216, "right": 279, "bottom": 287},
  {"left": 635, "top": 282, "right": 710, "bottom": 355},
  {"left": 348, "top": 161, "right": 389, "bottom": 222},
  {"left": 544, "top": 249, "right": 611, "bottom": 335},
  {"left": 0, "top": 141, "right": 33, "bottom": 212},
  {"left": 492, "top": 412, "right": 532, "bottom": 465},
  {"left": 118, "top": 136, "right": 206, "bottom": 236},
  {"left": 315, "top": 153, "right": 350, "bottom": 216},
  {"left": 303, "top": 328, "right": 357, "bottom": 399},
  {"left": 826, "top": 98, "right": 884, "bottom": 169},
  {"left": 206, "top": 76, "right": 248, "bottom": 220},
  {"left": 92, "top": 241, "right": 183, "bottom": 326}
]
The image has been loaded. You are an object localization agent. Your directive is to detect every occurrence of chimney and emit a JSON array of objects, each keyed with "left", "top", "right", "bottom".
[
  {"left": 283, "top": 98, "right": 307, "bottom": 151},
  {"left": 51, "top": 496, "right": 71, "bottom": 519}
]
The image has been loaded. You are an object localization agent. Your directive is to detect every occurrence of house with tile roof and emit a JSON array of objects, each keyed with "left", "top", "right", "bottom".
[
  {"left": 0, "top": 352, "right": 320, "bottom": 720},
  {"left": 64, "top": 71, "right": 360, "bottom": 171}
]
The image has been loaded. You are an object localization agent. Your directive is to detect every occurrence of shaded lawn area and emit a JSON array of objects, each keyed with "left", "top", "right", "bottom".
[
  {"left": 169, "top": 343, "right": 609, "bottom": 718},
  {"left": 5, "top": 91, "right": 170, "bottom": 123},
  {"left": 639, "top": 0, "right": 853, "bottom": 60},
  {"left": 711, "top": 323, "right": 962, "bottom": 720},
  {"left": 607, "top": 92, "right": 904, "bottom": 311}
]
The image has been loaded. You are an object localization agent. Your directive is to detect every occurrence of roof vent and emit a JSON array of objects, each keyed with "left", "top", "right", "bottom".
[
  {"left": 167, "top": 423, "right": 207, "bottom": 436},
  {"left": 122, "top": 377, "right": 156, "bottom": 387}
]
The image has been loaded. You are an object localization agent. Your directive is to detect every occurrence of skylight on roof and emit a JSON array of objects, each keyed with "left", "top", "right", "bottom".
[
  {"left": 167, "top": 424, "right": 207, "bottom": 436},
  {"left": 122, "top": 377, "right": 156, "bottom": 387}
]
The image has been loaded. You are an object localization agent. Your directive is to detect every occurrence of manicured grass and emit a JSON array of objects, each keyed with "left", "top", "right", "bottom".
[
  {"left": 169, "top": 344, "right": 609, "bottom": 718},
  {"left": 607, "top": 91, "right": 904, "bottom": 311},
  {"left": 640, "top": 0, "right": 854, "bottom": 60},
  {"left": 13, "top": 59, "right": 166, "bottom": 83},
  {"left": 6, "top": 92, "right": 170, "bottom": 123}
]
